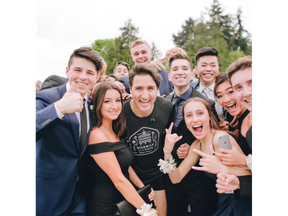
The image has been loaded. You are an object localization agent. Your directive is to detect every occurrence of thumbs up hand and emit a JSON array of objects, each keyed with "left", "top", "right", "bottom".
[{"left": 55, "top": 82, "right": 84, "bottom": 115}]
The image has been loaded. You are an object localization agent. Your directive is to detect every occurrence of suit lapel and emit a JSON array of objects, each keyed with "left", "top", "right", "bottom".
[{"left": 58, "top": 83, "right": 81, "bottom": 153}]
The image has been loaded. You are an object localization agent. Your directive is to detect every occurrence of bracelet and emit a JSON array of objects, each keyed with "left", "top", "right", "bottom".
[
  {"left": 136, "top": 203, "right": 157, "bottom": 216},
  {"left": 163, "top": 148, "right": 171, "bottom": 155},
  {"left": 246, "top": 154, "right": 252, "bottom": 171},
  {"left": 157, "top": 155, "right": 177, "bottom": 174}
]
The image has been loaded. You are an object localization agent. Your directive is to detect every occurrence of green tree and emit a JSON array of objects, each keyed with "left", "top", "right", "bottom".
[
  {"left": 172, "top": 0, "right": 252, "bottom": 72},
  {"left": 172, "top": 17, "right": 196, "bottom": 48},
  {"left": 91, "top": 39, "right": 114, "bottom": 60},
  {"left": 233, "top": 7, "right": 252, "bottom": 55},
  {"left": 151, "top": 41, "right": 162, "bottom": 61},
  {"left": 93, "top": 19, "right": 140, "bottom": 75},
  {"left": 119, "top": 19, "right": 139, "bottom": 48}
]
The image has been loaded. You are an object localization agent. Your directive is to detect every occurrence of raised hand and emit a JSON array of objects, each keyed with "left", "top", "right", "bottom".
[
  {"left": 214, "top": 146, "right": 247, "bottom": 167},
  {"left": 219, "top": 117, "right": 229, "bottom": 131},
  {"left": 229, "top": 116, "right": 239, "bottom": 129},
  {"left": 192, "top": 146, "right": 225, "bottom": 174},
  {"left": 55, "top": 82, "right": 84, "bottom": 114},
  {"left": 150, "top": 57, "right": 167, "bottom": 70},
  {"left": 164, "top": 122, "right": 182, "bottom": 154}
]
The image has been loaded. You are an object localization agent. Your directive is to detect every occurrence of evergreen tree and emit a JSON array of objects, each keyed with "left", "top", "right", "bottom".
[
  {"left": 172, "top": 0, "right": 251, "bottom": 71},
  {"left": 233, "top": 7, "right": 252, "bottom": 55},
  {"left": 151, "top": 41, "right": 162, "bottom": 61},
  {"left": 172, "top": 17, "right": 196, "bottom": 48},
  {"left": 93, "top": 19, "right": 140, "bottom": 75}
]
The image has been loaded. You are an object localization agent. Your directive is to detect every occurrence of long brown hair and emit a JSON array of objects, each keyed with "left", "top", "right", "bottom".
[
  {"left": 92, "top": 81, "right": 128, "bottom": 139},
  {"left": 182, "top": 97, "right": 237, "bottom": 139},
  {"left": 182, "top": 97, "right": 222, "bottom": 131}
]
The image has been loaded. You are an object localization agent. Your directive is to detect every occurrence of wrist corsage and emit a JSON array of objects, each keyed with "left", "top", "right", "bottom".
[
  {"left": 246, "top": 154, "right": 252, "bottom": 171},
  {"left": 136, "top": 203, "right": 157, "bottom": 216},
  {"left": 158, "top": 155, "right": 177, "bottom": 174}
]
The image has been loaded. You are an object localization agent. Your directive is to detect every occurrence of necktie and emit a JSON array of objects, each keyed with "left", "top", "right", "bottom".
[
  {"left": 80, "top": 99, "right": 87, "bottom": 152},
  {"left": 174, "top": 97, "right": 182, "bottom": 118},
  {"left": 203, "top": 88, "right": 213, "bottom": 100}
]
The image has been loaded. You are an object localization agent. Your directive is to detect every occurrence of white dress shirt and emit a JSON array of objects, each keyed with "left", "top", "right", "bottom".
[
  {"left": 54, "top": 82, "right": 90, "bottom": 137},
  {"left": 196, "top": 83, "right": 224, "bottom": 119}
]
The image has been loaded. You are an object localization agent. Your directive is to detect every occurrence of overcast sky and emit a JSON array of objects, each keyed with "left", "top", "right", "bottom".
[{"left": 37, "top": 0, "right": 252, "bottom": 82}]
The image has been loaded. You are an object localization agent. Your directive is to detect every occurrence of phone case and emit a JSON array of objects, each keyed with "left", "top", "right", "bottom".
[{"left": 218, "top": 134, "right": 232, "bottom": 150}]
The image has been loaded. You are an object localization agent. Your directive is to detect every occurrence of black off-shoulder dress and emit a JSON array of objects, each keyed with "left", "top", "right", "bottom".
[{"left": 87, "top": 140, "right": 134, "bottom": 216}]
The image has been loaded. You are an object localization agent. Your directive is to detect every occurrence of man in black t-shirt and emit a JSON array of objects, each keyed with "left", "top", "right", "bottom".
[{"left": 124, "top": 63, "right": 173, "bottom": 216}]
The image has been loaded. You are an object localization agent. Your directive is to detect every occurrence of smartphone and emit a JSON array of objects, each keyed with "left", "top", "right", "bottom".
[{"left": 218, "top": 134, "right": 232, "bottom": 150}]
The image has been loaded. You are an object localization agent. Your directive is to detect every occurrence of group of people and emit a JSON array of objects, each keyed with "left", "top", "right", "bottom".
[{"left": 36, "top": 39, "right": 252, "bottom": 216}]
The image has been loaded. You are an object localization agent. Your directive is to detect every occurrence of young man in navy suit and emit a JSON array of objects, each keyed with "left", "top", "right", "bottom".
[{"left": 36, "top": 47, "right": 102, "bottom": 216}]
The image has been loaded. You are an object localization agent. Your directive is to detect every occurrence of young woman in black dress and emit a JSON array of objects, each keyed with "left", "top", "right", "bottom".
[
  {"left": 87, "top": 82, "right": 156, "bottom": 216},
  {"left": 161, "top": 97, "right": 251, "bottom": 215}
]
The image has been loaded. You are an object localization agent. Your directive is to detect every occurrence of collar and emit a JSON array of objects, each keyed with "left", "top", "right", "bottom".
[
  {"left": 173, "top": 86, "right": 192, "bottom": 101},
  {"left": 198, "top": 82, "right": 215, "bottom": 93},
  {"left": 66, "top": 82, "right": 88, "bottom": 101}
]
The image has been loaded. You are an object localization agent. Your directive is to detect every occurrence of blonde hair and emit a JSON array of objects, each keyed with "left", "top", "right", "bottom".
[
  {"left": 130, "top": 39, "right": 151, "bottom": 53},
  {"left": 166, "top": 47, "right": 187, "bottom": 58},
  {"left": 226, "top": 55, "right": 252, "bottom": 82}
]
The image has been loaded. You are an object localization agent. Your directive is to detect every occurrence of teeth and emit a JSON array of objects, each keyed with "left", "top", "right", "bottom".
[
  {"left": 193, "top": 125, "right": 202, "bottom": 128},
  {"left": 246, "top": 100, "right": 252, "bottom": 103},
  {"left": 77, "top": 83, "right": 86, "bottom": 86},
  {"left": 226, "top": 103, "right": 236, "bottom": 109}
]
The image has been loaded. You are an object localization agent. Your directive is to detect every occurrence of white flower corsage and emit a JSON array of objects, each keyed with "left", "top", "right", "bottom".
[
  {"left": 158, "top": 156, "right": 177, "bottom": 174},
  {"left": 136, "top": 203, "right": 157, "bottom": 216},
  {"left": 246, "top": 154, "right": 253, "bottom": 173}
]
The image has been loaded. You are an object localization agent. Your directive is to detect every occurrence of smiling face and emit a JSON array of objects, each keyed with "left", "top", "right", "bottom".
[
  {"left": 100, "top": 89, "right": 122, "bottom": 121},
  {"left": 169, "top": 59, "right": 193, "bottom": 90},
  {"left": 230, "top": 67, "right": 252, "bottom": 111},
  {"left": 215, "top": 81, "right": 245, "bottom": 117},
  {"left": 130, "top": 74, "right": 158, "bottom": 117},
  {"left": 114, "top": 64, "right": 129, "bottom": 79},
  {"left": 131, "top": 43, "right": 153, "bottom": 65},
  {"left": 184, "top": 100, "right": 211, "bottom": 140},
  {"left": 195, "top": 55, "right": 219, "bottom": 87},
  {"left": 66, "top": 57, "right": 100, "bottom": 97}
]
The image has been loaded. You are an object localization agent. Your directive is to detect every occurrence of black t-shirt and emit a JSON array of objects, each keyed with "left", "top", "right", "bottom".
[{"left": 124, "top": 96, "right": 173, "bottom": 184}]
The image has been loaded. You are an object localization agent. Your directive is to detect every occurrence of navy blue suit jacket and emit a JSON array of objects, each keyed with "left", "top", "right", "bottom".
[{"left": 36, "top": 83, "right": 93, "bottom": 215}]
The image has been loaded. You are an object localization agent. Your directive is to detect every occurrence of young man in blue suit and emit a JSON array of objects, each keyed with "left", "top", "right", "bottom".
[{"left": 36, "top": 47, "right": 102, "bottom": 216}]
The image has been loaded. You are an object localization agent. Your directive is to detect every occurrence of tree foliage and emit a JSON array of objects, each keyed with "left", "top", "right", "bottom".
[
  {"left": 172, "top": 0, "right": 251, "bottom": 72},
  {"left": 91, "top": 0, "right": 252, "bottom": 74},
  {"left": 91, "top": 19, "right": 140, "bottom": 75}
]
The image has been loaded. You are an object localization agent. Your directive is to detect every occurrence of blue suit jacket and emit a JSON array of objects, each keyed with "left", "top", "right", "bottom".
[{"left": 36, "top": 83, "right": 93, "bottom": 215}]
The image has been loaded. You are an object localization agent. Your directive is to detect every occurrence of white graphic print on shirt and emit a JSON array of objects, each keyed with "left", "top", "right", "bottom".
[{"left": 127, "top": 127, "right": 159, "bottom": 156}]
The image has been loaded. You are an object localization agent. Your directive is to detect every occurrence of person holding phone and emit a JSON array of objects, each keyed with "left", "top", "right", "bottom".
[
  {"left": 215, "top": 56, "right": 252, "bottom": 215},
  {"left": 161, "top": 97, "right": 251, "bottom": 216}
]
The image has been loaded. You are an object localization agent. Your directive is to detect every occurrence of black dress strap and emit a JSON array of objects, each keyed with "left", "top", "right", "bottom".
[
  {"left": 87, "top": 140, "right": 127, "bottom": 154},
  {"left": 238, "top": 109, "right": 250, "bottom": 125}
]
